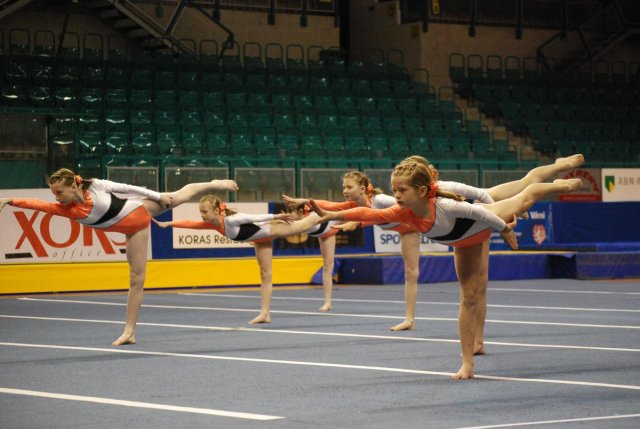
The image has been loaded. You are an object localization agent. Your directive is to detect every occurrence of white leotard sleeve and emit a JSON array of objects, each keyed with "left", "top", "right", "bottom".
[
  {"left": 371, "top": 193, "right": 397, "bottom": 209},
  {"left": 225, "top": 213, "right": 275, "bottom": 227},
  {"left": 439, "top": 198, "right": 506, "bottom": 231},
  {"left": 94, "top": 179, "right": 162, "bottom": 202},
  {"left": 439, "top": 181, "right": 495, "bottom": 204}
]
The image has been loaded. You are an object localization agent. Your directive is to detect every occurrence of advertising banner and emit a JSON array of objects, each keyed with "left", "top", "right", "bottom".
[
  {"left": 373, "top": 226, "right": 449, "bottom": 253},
  {"left": 490, "top": 202, "right": 554, "bottom": 250},
  {"left": 170, "top": 202, "right": 268, "bottom": 249},
  {"left": 557, "top": 168, "right": 602, "bottom": 201},
  {"left": 601, "top": 168, "right": 640, "bottom": 202},
  {"left": 0, "top": 189, "right": 147, "bottom": 264}
]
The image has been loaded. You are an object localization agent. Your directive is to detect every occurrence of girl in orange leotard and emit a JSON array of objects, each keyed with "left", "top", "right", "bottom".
[
  {"left": 310, "top": 157, "right": 583, "bottom": 380},
  {"left": 153, "top": 194, "right": 329, "bottom": 324},
  {"left": 282, "top": 171, "right": 395, "bottom": 314},
  {"left": 0, "top": 168, "right": 238, "bottom": 346}
]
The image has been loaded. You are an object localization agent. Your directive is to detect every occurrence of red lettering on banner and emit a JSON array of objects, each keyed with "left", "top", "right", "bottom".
[
  {"left": 14, "top": 211, "right": 48, "bottom": 257},
  {"left": 92, "top": 228, "right": 118, "bottom": 254},
  {"left": 10, "top": 209, "right": 126, "bottom": 258},
  {"left": 40, "top": 214, "right": 80, "bottom": 248}
]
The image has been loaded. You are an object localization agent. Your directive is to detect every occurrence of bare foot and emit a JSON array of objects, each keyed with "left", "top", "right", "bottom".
[
  {"left": 473, "top": 343, "right": 486, "bottom": 355},
  {"left": 248, "top": 313, "right": 271, "bottom": 324},
  {"left": 452, "top": 363, "right": 475, "bottom": 380},
  {"left": 553, "top": 178, "right": 583, "bottom": 192},
  {"left": 555, "top": 154, "right": 584, "bottom": 170},
  {"left": 319, "top": 303, "right": 332, "bottom": 312},
  {"left": 112, "top": 333, "right": 136, "bottom": 346},
  {"left": 390, "top": 320, "right": 415, "bottom": 331},
  {"left": 213, "top": 179, "right": 238, "bottom": 191}
]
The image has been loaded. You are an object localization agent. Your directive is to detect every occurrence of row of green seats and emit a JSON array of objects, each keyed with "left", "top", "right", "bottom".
[{"left": 72, "top": 125, "right": 505, "bottom": 159}]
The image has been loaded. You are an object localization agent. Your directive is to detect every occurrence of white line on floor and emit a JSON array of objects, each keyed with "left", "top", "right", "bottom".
[
  {"left": 2, "top": 314, "right": 640, "bottom": 354},
  {"left": 181, "top": 292, "right": 640, "bottom": 313},
  {"left": 0, "top": 387, "right": 283, "bottom": 420},
  {"left": 17, "top": 298, "right": 640, "bottom": 330},
  {"left": 1, "top": 342, "right": 639, "bottom": 391},
  {"left": 448, "top": 412, "right": 640, "bottom": 429}
]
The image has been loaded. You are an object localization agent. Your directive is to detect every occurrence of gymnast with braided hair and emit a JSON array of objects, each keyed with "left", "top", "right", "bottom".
[{"left": 309, "top": 157, "right": 583, "bottom": 379}]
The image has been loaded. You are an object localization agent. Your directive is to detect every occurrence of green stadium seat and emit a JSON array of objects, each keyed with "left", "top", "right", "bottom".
[
  {"left": 179, "top": 91, "right": 200, "bottom": 109},
  {"left": 179, "top": 110, "right": 202, "bottom": 126},
  {"left": 356, "top": 96, "right": 376, "bottom": 111},
  {"left": 323, "top": 129, "right": 345, "bottom": 152},
  {"left": 293, "top": 94, "right": 314, "bottom": 110},
  {"left": 367, "top": 134, "right": 389, "bottom": 158},
  {"left": 248, "top": 91, "right": 269, "bottom": 107},
  {"left": 246, "top": 73, "right": 267, "bottom": 91},
  {"left": 131, "top": 124, "right": 155, "bottom": 154},
  {"left": 387, "top": 131, "right": 411, "bottom": 158},
  {"left": 223, "top": 72, "right": 244, "bottom": 91},
  {"left": 277, "top": 128, "right": 301, "bottom": 158},
  {"left": 230, "top": 128, "right": 255, "bottom": 156},
  {"left": 155, "top": 109, "right": 178, "bottom": 126},
  {"left": 76, "top": 131, "right": 104, "bottom": 154},
  {"left": 130, "top": 89, "right": 153, "bottom": 109},
  {"left": 202, "top": 90, "right": 224, "bottom": 109},
  {"left": 155, "top": 90, "right": 177, "bottom": 107},
  {"left": 226, "top": 90, "right": 247, "bottom": 108},
  {"left": 179, "top": 71, "right": 199, "bottom": 90},
  {"left": 254, "top": 128, "right": 277, "bottom": 155},
  {"left": 201, "top": 72, "right": 223, "bottom": 90},
  {"left": 268, "top": 74, "right": 288, "bottom": 92},
  {"left": 182, "top": 127, "right": 206, "bottom": 155},
  {"left": 335, "top": 95, "right": 356, "bottom": 111},
  {"left": 205, "top": 126, "right": 229, "bottom": 155},
  {"left": 271, "top": 92, "right": 291, "bottom": 108},
  {"left": 105, "top": 88, "right": 128, "bottom": 108},
  {"left": 130, "top": 109, "right": 153, "bottom": 125},
  {"left": 80, "top": 88, "right": 103, "bottom": 109},
  {"left": 250, "top": 107, "right": 272, "bottom": 128},
  {"left": 318, "top": 111, "right": 340, "bottom": 130},
  {"left": 361, "top": 111, "right": 382, "bottom": 130},
  {"left": 131, "top": 68, "right": 154, "bottom": 88},
  {"left": 227, "top": 106, "right": 251, "bottom": 128},
  {"left": 403, "top": 113, "right": 424, "bottom": 132},
  {"left": 105, "top": 131, "right": 129, "bottom": 154},
  {"left": 296, "top": 111, "right": 318, "bottom": 128},
  {"left": 200, "top": 109, "right": 224, "bottom": 128},
  {"left": 382, "top": 113, "right": 403, "bottom": 131},
  {"left": 300, "top": 129, "right": 325, "bottom": 158},
  {"left": 273, "top": 108, "right": 296, "bottom": 130},
  {"left": 340, "top": 110, "right": 360, "bottom": 129},
  {"left": 315, "top": 95, "right": 336, "bottom": 110},
  {"left": 156, "top": 125, "right": 181, "bottom": 155}
]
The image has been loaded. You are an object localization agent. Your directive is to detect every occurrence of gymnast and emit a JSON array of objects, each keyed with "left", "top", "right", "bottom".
[
  {"left": 0, "top": 168, "right": 238, "bottom": 346},
  {"left": 308, "top": 157, "right": 583, "bottom": 379},
  {"left": 153, "top": 194, "right": 328, "bottom": 324}
]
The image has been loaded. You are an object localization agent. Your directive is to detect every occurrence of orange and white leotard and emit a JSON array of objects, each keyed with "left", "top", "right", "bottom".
[
  {"left": 10, "top": 179, "right": 162, "bottom": 235},
  {"left": 304, "top": 199, "right": 356, "bottom": 239},
  {"left": 168, "top": 212, "right": 279, "bottom": 243},
  {"left": 339, "top": 182, "right": 504, "bottom": 248}
]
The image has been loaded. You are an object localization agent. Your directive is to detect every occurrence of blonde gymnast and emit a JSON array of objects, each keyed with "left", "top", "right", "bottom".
[
  {"left": 309, "top": 157, "right": 583, "bottom": 379},
  {"left": 0, "top": 168, "right": 238, "bottom": 346}
]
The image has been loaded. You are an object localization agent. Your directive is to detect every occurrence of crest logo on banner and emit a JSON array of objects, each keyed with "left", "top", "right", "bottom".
[
  {"left": 605, "top": 175, "right": 615, "bottom": 193},
  {"left": 532, "top": 224, "right": 546, "bottom": 245}
]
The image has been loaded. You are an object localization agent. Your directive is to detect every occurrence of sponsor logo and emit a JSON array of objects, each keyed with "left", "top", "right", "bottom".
[
  {"left": 533, "top": 224, "right": 546, "bottom": 245},
  {"left": 605, "top": 175, "right": 615, "bottom": 193},
  {"left": 6, "top": 210, "right": 125, "bottom": 261},
  {"left": 529, "top": 211, "right": 546, "bottom": 220}
]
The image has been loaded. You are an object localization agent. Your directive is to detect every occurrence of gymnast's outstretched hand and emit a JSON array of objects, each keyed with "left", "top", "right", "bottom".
[
  {"left": 500, "top": 214, "right": 519, "bottom": 250},
  {"left": 281, "top": 194, "right": 309, "bottom": 209},
  {"left": 159, "top": 195, "right": 174, "bottom": 209},
  {"left": 309, "top": 199, "right": 342, "bottom": 223},
  {"left": 332, "top": 221, "right": 361, "bottom": 232},
  {"left": 151, "top": 218, "right": 171, "bottom": 228},
  {"left": 0, "top": 198, "right": 11, "bottom": 214},
  {"left": 273, "top": 212, "right": 299, "bottom": 223}
]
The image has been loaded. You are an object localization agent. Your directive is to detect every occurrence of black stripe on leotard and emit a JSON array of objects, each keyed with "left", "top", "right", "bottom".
[
  {"left": 234, "top": 223, "right": 262, "bottom": 241},
  {"left": 89, "top": 193, "right": 127, "bottom": 226},
  {"left": 307, "top": 221, "right": 330, "bottom": 237},
  {"left": 430, "top": 217, "right": 476, "bottom": 241}
]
